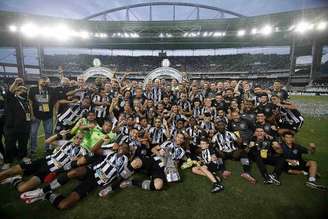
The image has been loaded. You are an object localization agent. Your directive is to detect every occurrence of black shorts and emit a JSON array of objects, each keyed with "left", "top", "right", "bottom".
[
  {"left": 286, "top": 159, "right": 309, "bottom": 171},
  {"left": 20, "top": 158, "right": 50, "bottom": 180},
  {"left": 206, "top": 162, "right": 220, "bottom": 173},
  {"left": 150, "top": 164, "right": 166, "bottom": 181},
  {"left": 73, "top": 167, "right": 98, "bottom": 199}
]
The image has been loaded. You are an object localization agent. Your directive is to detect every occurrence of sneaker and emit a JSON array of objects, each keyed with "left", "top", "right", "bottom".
[
  {"left": 181, "top": 159, "right": 194, "bottom": 170},
  {"left": 222, "top": 170, "right": 232, "bottom": 179},
  {"left": 20, "top": 188, "right": 45, "bottom": 201},
  {"left": 305, "top": 181, "right": 328, "bottom": 191},
  {"left": 0, "top": 175, "right": 22, "bottom": 185},
  {"left": 120, "top": 180, "right": 133, "bottom": 189},
  {"left": 211, "top": 183, "right": 224, "bottom": 193},
  {"left": 269, "top": 174, "right": 281, "bottom": 186},
  {"left": 241, "top": 173, "right": 256, "bottom": 184},
  {"left": 1, "top": 163, "right": 10, "bottom": 170},
  {"left": 22, "top": 157, "right": 32, "bottom": 164},
  {"left": 98, "top": 186, "right": 112, "bottom": 197}
]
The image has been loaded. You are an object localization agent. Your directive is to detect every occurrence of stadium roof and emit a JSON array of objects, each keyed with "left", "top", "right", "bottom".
[
  {"left": 1, "top": 0, "right": 327, "bottom": 20},
  {"left": 0, "top": 6, "right": 327, "bottom": 49}
]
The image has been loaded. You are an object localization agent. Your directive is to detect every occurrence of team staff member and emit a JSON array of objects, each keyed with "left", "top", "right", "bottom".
[
  {"left": 29, "top": 76, "right": 56, "bottom": 155},
  {"left": 3, "top": 78, "right": 31, "bottom": 167}
]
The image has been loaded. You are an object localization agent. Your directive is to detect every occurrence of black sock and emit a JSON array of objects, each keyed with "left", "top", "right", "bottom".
[
  {"left": 46, "top": 192, "right": 65, "bottom": 209},
  {"left": 12, "top": 178, "right": 23, "bottom": 190}
]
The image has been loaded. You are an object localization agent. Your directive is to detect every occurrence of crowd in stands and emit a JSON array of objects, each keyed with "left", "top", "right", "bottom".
[{"left": 44, "top": 54, "right": 290, "bottom": 73}]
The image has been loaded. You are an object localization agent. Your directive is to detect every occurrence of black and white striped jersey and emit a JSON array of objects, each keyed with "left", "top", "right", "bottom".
[
  {"left": 177, "top": 100, "right": 191, "bottom": 112},
  {"left": 152, "top": 87, "right": 162, "bottom": 103},
  {"left": 212, "top": 131, "right": 238, "bottom": 153},
  {"left": 280, "top": 108, "right": 304, "bottom": 126},
  {"left": 170, "top": 127, "right": 187, "bottom": 140},
  {"left": 186, "top": 126, "right": 202, "bottom": 146},
  {"left": 201, "top": 148, "right": 216, "bottom": 165},
  {"left": 200, "top": 121, "right": 215, "bottom": 132},
  {"left": 46, "top": 140, "right": 88, "bottom": 172},
  {"left": 92, "top": 95, "right": 110, "bottom": 118},
  {"left": 201, "top": 107, "right": 217, "bottom": 118},
  {"left": 57, "top": 103, "right": 89, "bottom": 126},
  {"left": 115, "top": 134, "right": 147, "bottom": 158},
  {"left": 189, "top": 92, "right": 204, "bottom": 103},
  {"left": 148, "top": 127, "right": 167, "bottom": 145},
  {"left": 160, "top": 141, "right": 185, "bottom": 161},
  {"left": 93, "top": 153, "right": 128, "bottom": 186},
  {"left": 192, "top": 106, "right": 202, "bottom": 118},
  {"left": 119, "top": 124, "right": 141, "bottom": 136}
]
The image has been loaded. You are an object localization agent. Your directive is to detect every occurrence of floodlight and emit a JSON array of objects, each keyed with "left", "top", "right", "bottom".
[
  {"left": 79, "top": 31, "right": 90, "bottom": 39},
  {"left": 53, "top": 24, "right": 72, "bottom": 41},
  {"left": 251, "top": 28, "right": 257, "bottom": 35},
  {"left": 294, "top": 21, "right": 313, "bottom": 34},
  {"left": 237, "top": 30, "right": 246, "bottom": 37},
  {"left": 316, "top": 21, "right": 327, "bottom": 31},
  {"left": 9, "top": 25, "right": 17, "bottom": 32},
  {"left": 260, "top": 25, "right": 272, "bottom": 36},
  {"left": 21, "top": 23, "right": 39, "bottom": 38}
]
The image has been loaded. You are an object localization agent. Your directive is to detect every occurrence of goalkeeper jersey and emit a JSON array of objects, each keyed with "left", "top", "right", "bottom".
[{"left": 81, "top": 127, "right": 117, "bottom": 151}]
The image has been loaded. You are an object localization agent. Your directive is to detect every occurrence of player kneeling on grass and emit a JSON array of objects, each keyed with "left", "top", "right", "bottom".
[
  {"left": 248, "top": 127, "right": 285, "bottom": 185},
  {"left": 19, "top": 135, "right": 134, "bottom": 203},
  {"left": 0, "top": 131, "right": 87, "bottom": 194},
  {"left": 280, "top": 131, "right": 327, "bottom": 191},
  {"left": 191, "top": 138, "right": 224, "bottom": 193},
  {"left": 120, "top": 133, "right": 186, "bottom": 191},
  {"left": 26, "top": 144, "right": 130, "bottom": 210}
]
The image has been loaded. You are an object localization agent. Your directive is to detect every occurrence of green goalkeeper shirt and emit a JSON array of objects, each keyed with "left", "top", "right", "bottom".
[{"left": 81, "top": 127, "right": 117, "bottom": 151}]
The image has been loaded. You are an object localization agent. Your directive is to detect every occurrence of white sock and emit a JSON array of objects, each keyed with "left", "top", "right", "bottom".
[{"left": 308, "top": 176, "right": 316, "bottom": 182}]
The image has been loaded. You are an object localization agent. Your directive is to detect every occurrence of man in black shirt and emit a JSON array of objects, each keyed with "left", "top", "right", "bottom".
[
  {"left": 240, "top": 99, "right": 256, "bottom": 125},
  {"left": 249, "top": 128, "right": 284, "bottom": 185},
  {"left": 228, "top": 111, "right": 255, "bottom": 147},
  {"left": 29, "top": 77, "right": 56, "bottom": 155},
  {"left": 256, "top": 93, "right": 275, "bottom": 123},
  {"left": 255, "top": 112, "right": 278, "bottom": 139},
  {"left": 271, "top": 81, "right": 289, "bottom": 101},
  {"left": 280, "top": 132, "right": 326, "bottom": 190},
  {"left": 4, "top": 79, "right": 31, "bottom": 165}
]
